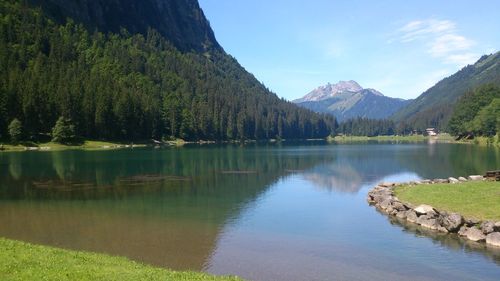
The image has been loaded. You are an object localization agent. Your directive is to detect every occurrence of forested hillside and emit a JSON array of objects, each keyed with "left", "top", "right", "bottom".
[
  {"left": 0, "top": 0, "right": 336, "bottom": 142},
  {"left": 448, "top": 84, "right": 500, "bottom": 137},
  {"left": 392, "top": 52, "right": 500, "bottom": 130}
]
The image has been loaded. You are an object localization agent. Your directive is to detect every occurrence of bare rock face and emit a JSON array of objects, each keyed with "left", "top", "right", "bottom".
[
  {"left": 486, "top": 232, "right": 500, "bottom": 247},
  {"left": 464, "top": 228, "right": 487, "bottom": 242},
  {"left": 440, "top": 213, "right": 464, "bottom": 232}
]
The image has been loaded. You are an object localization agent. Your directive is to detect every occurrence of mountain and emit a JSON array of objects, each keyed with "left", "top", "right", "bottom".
[
  {"left": 28, "top": 0, "right": 221, "bottom": 53},
  {"left": 392, "top": 52, "right": 500, "bottom": 130},
  {"left": 0, "top": 0, "right": 336, "bottom": 141},
  {"left": 293, "top": 81, "right": 410, "bottom": 122}
]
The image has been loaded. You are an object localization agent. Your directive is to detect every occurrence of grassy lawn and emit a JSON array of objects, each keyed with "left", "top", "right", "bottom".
[
  {"left": 0, "top": 238, "right": 242, "bottom": 281},
  {"left": 394, "top": 181, "right": 500, "bottom": 221}
]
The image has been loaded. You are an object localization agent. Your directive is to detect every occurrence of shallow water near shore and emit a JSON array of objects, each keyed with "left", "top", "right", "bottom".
[{"left": 0, "top": 142, "right": 499, "bottom": 280}]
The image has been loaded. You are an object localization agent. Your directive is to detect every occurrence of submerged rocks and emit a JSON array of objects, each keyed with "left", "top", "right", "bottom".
[
  {"left": 367, "top": 175, "right": 497, "bottom": 247},
  {"left": 486, "top": 232, "right": 500, "bottom": 247}
]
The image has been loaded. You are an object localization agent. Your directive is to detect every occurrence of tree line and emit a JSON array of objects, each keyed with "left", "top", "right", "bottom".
[{"left": 0, "top": 1, "right": 337, "bottom": 143}]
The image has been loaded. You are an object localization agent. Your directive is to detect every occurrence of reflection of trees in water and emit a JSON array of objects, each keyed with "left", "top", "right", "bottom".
[
  {"left": 397, "top": 143, "right": 500, "bottom": 179},
  {"left": 386, "top": 214, "right": 500, "bottom": 266}
]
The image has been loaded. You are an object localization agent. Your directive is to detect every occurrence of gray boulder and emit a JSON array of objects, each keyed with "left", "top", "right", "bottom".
[
  {"left": 448, "top": 177, "right": 460, "bottom": 184},
  {"left": 495, "top": 222, "right": 500, "bottom": 232},
  {"left": 414, "top": 205, "right": 435, "bottom": 215},
  {"left": 464, "top": 217, "right": 480, "bottom": 226},
  {"left": 464, "top": 228, "right": 487, "bottom": 242},
  {"left": 417, "top": 215, "right": 440, "bottom": 230},
  {"left": 458, "top": 226, "right": 469, "bottom": 236},
  {"left": 440, "top": 213, "right": 463, "bottom": 232},
  {"left": 468, "top": 175, "right": 484, "bottom": 181},
  {"left": 486, "top": 232, "right": 500, "bottom": 247},
  {"left": 481, "top": 221, "right": 496, "bottom": 235},
  {"left": 434, "top": 179, "right": 449, "bottom": 184},
  {"left": 406, "top": 211, "right": 419, "bottom": 224},
  {"left": 392, "top": 201, "right": 407, "bottom": 212},
  {"left": 396, "top": 211, "right": 407, "bottom": 219},
  {"left": 458, "top": 177, "right": 467, "bottom": 182}
]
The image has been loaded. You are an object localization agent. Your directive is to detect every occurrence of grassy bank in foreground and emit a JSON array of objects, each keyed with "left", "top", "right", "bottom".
[
  {"left": 0, "top": 238, "right": 242, "bottom": 281},
  {"left": 394, "top": 181, "right": 500, "bottom": 221}
]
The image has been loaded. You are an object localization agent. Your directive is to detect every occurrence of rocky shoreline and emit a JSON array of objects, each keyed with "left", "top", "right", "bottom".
[{"left": 367, "top": 175, "right": 500, "bottom": 248}]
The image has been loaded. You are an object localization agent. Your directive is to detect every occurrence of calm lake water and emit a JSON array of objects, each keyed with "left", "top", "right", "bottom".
[{"left": 1, "top": 141, "right": 500, "bottom": 281}]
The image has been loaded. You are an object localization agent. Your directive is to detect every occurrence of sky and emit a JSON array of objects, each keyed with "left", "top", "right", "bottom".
[{"left": 198, "top": 0, "right": 500, "bottom": 101}]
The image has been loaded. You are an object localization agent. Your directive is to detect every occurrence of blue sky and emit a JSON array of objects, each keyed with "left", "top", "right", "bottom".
[{"left": 198, "top": 0, "right": 499, "bottom": 100}]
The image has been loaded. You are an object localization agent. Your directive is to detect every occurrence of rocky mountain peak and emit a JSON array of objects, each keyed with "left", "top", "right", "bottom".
[{"left": 294, "top": 80, "right": 364, "bottom": 103}]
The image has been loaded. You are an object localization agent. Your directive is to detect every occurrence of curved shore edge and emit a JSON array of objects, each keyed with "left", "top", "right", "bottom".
[{"left": 367, "top": 176, "right": 500, "bottom": 248}]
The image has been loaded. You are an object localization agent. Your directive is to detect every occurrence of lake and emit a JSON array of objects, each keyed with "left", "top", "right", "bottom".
[{"left": 1, "top": 141, "right": 499, "bottom": 281}]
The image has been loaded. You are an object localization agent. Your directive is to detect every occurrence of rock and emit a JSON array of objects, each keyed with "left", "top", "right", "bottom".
[
  {"left": 380, "top": 182, "right": 395, "bottom": 187},
  {"left": 458, "top": 226, "right": 468, "bottom": 236},
  {"left": 379, "top": 199, "right": 393, "bottom": 210},
  {"left": 417, "top": 215, "right": 440, "bottom": 230},
  {"left": 481, "top": 221, "right": 495, "bottom": 235},
  {"left": 392, "top": 201, "right": 407, "bottom": 212},
  {"left": 437, "top": 226, "right": 449, "bottom": 233},
  {"left": 495, "top": 222, "right": 500, "bottom": 232},
  {"left": 448, "top": 177, "right": 460, "bottom": 184},
  {"left": 434, "top": 179, "right": 449, "bottom": 184},
  {"left": 468, "top": 175, "right": 484, "bottom": 181},
  {"left": 414, "top": 205, "right": 435, "bottom": 215},
  {"left": 420, "top": 179, "right": 433, "bottom": 184},
  {"left": 464, "top": 228, "right": 486, "bottom": 242},
  {"left": 396, "top": 211, "right": 407, "bottom": 219},
  {"left": 465, "top": 217, "right": 480, "bottom": 227},
  {"left": 406, "top": 211, "right": 418, "bottom": 224},
  {"left": 440, "top": 213, "right": 464, "bottom": 232},
  {"left": 458, "top": 177, "right": 467, "bottom": 182},
  {"left": 486, "top": 232, "right": 500, "bottom": 247}
]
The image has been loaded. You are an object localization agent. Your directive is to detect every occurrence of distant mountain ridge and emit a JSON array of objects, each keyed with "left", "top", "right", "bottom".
[
  {"left": 293, "top": 81, "right": 410, "bottom": 121},
  {"left": 391, "top": 52, "right": 500, "bottom": 130}
]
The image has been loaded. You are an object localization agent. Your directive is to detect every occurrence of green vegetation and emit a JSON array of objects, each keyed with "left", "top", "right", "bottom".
[
  {"left": 448, "top": 84, "right": 500, "bottom": 138},
  {"left": 7, "top": 119, "right": 22, "bottom": 143},
  {"left": 0, "top": 238, "right": 242, "bottom": 281},
  {"left": 392, "top": 52, "right": 500, "bottom": 131},
  {"left": 51, "top": 117, "right": 76, "bottom": 144},
  {"left": 0, "top": 140, "right": 145, "bottom": 152},
  {"left": 395, "top": 181, "right": 500, "bottom": 221},
  {"left": 0, "top": 0, "right": 336, "bottom": 143},
  {"left": 337, "top": 118, "right": 399, "bottom": 136}
]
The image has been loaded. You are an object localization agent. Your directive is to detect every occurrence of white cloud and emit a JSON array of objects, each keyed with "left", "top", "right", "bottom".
[{"left": 395, "top": 19, "right": 477, "bottom": 67}]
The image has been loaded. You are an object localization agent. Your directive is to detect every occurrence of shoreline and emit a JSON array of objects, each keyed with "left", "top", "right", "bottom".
[{"left": 367, "top": 176, "right": 500, "bottom": 248}]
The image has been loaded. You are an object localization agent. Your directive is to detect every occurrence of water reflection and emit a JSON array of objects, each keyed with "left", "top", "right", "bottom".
[{"left": 0, "top": 143, "right": 499, "bottom": 280}]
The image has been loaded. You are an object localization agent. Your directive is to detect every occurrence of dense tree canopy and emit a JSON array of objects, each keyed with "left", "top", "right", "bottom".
[
  {"left": 448, "top": 84, "right": 500, "bottom": 137},
  {"left": 0, "top": 1, "right": 337, "bottom": 142}
]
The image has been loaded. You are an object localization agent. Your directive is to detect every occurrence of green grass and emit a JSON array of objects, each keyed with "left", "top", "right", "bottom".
[
  {"left": 0, "top": 238, "right": 242, "bottom": 281},
  {"left": 394, "top": 181, "right": 500, "bottom": 221},
  {"left": 0, "top": 140, "right": 147, "bottom": 152}
]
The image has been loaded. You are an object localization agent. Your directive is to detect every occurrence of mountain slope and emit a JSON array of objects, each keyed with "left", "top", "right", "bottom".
[
  {"left": 0, "top": 0, "right": 336, "bottom": 141},
  {"left": 28, "top": 0, "right": 220, "bottom": 53},
  {"left": 392, "top": 52, "right": 500, "bottom": 130},
  {"left": 293, "top": 81, "right": 410, "bottom": 121}
]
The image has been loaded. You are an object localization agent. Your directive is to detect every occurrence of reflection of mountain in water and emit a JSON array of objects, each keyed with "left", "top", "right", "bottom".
[
  {"left": 0, "top": 145, "right": 333, "bottom": 270},
  {"left": 300, "top": 143, "right": 500, "bottom": 193}
]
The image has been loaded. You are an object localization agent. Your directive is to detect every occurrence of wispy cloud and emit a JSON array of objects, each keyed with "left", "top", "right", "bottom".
[{"left": 394, "top": 19, "right": 478, "bottom": 66}]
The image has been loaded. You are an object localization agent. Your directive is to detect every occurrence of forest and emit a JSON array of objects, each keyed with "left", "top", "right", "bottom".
[{"left": 0, "top": 1, "right": 337, "bottom": 142}]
